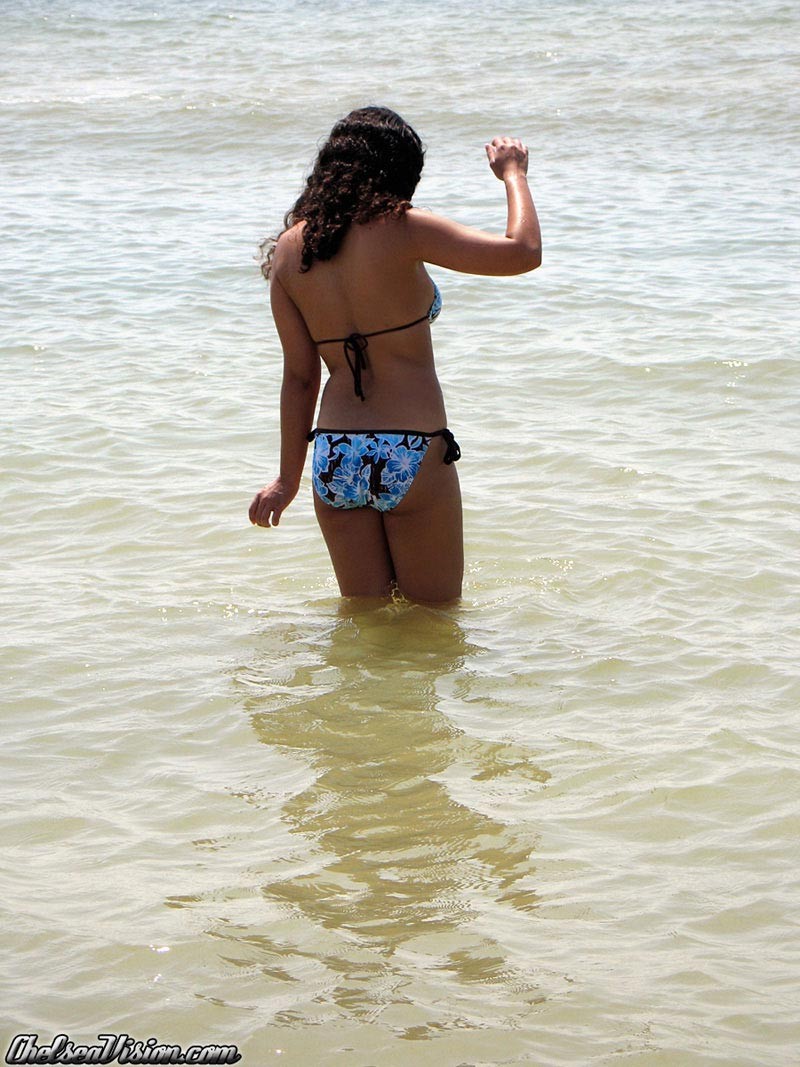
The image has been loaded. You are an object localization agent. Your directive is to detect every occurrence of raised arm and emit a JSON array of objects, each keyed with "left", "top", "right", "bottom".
[
  {"left": 249, "top": 270, "right": 321, "bottom": 528},
  {"left": 406, "top": 136, "right": 541, "bottom": 276}
]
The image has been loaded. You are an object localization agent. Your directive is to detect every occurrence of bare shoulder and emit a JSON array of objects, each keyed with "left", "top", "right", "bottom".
[
  {"left": 351, "top": 212, "right": 415, "bottom": 253},
  {"left": 403, "top": 205, "right": 483, "bottom": 257},
  {"left": 272, "top": 223, "right": 305, "bottom": 281},
  {"left": 404, "top": 206, "right": 453, "bottom": 238}
]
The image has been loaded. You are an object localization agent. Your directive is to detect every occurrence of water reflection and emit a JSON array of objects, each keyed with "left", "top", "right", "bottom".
[{"left": 226, "top": 599, "right": 549, "bottom": 1027}]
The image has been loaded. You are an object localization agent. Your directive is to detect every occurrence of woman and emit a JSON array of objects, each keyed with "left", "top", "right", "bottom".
[{"left": 249, "top": 107, "right": 541, "bottom": 603}]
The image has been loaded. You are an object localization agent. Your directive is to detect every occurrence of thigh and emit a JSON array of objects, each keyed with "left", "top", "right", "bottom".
[
  {"left": 382, "top": 438, "right": 464, "bottom": 603},
  {"left": 313, "top": 491, "right": 396, "bottom": 597}
]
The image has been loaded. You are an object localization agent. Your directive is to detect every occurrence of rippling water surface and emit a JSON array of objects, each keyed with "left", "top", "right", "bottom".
[{"left": 2, "top": 1, "right": 799, "bottom": 1064}]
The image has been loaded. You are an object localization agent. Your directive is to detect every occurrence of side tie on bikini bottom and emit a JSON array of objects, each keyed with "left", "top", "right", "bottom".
[{"left": 436, "top": 427, "right": 461, "bottom": 465}]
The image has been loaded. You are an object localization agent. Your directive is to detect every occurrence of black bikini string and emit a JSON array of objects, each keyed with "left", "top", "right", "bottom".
[
  {"left": 436, "top": 428, "right": 461, "bottom": 465},
  {"left": 316, "top": 313, "right": 431, "bottom": 401},
  {"left": 342, "top": 333, "right": 369, "bottom": 402},
  {"left": 307, "top": 427, "right": 461, "bottom": 465}
]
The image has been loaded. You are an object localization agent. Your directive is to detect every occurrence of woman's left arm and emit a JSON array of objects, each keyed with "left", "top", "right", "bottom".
[{"left": 249, "top": 274, "right": 321, "bottom": 528}]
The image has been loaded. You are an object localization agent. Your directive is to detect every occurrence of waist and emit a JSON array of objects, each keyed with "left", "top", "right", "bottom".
[
  {"left": 311, "top": 425, "right": 451, "bottom": 437},
  {"left": 319, "top": 373, "right": 446, "bottom": 428}
]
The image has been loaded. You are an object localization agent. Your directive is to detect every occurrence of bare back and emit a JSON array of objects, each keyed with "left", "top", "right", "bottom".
[{"left": 272, "top": 215, "right": 447, "bottom": 429}]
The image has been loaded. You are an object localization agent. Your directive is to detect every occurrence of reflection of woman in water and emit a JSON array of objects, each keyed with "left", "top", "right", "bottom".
[
  {"left": 241, "top": 605, "right": 547, "bottom": 979},
  {"left": 250, "top": 107, "right": 541, "bottom": 602}
]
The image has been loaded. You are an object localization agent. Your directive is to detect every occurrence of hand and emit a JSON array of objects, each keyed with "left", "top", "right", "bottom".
[
  {"left": 485, "top": 136, "right": 529, "bottom": 180},
  {"left": 249, "top": 477, "right": 297, "bottom": 528}
]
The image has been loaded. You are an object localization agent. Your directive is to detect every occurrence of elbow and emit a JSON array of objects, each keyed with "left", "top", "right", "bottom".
[
  {"left": 293, "top": 369, "right": 320, "bottom": 390},
  {"left": 521, "top": 244, "right": 542, "bottom": 273},
  {"left": 282, "top": 369, "right": 320, "bottom": 397},
  {"left": 283, "top": 355, "right": 322, "bottom": 394},
  {"left": 503, "top": 241, "right": 541, "bottom": 275}
]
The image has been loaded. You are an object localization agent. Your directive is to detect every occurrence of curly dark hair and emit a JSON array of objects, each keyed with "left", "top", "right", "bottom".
[{"left": 259, "top": 106, "right": 425, "bottom": 279}]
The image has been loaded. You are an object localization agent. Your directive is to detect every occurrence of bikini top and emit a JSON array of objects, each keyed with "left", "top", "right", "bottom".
[{"left": 313, "top": 281, "right": 442, "bottom": 401}]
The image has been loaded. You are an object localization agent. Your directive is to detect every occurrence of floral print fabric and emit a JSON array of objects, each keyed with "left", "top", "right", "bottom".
[{"left": 311, "top": 431, "right": 432, "bottom": 512}]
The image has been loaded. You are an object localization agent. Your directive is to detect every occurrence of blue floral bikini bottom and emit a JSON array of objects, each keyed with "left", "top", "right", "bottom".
[{"left": 307, "top": 427, "right": 461, "bottom": 512}]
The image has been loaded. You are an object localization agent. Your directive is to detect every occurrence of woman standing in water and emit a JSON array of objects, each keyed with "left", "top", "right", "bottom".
[{"left": 249, "top": 107, "right": 541, "bottom": 602}]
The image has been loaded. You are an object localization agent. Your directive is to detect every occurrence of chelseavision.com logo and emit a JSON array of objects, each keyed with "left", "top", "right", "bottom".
[{"left": 4, "top": 1034, "right": 242, "bottom": 1065}]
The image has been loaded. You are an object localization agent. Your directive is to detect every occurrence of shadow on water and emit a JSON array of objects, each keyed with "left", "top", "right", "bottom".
[{"left": 211, "top": 598, "right": 549, "bottom": 1029}]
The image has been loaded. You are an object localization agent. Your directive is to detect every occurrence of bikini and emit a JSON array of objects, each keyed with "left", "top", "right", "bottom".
[{"left": 307, "top": 281, "right": 461, "bottom": 512}]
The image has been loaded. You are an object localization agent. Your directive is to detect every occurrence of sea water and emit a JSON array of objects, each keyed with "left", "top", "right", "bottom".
[{"left": 2, "top": 1, "right": 799, "bottom": 1063}]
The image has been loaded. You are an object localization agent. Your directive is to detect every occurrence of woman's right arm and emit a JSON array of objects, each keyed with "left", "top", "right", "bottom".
[
  {"left": 406, "top": 136, "right": 541, "bottom": 276},
  {"left": 249, "top": 269, "right": 320, "bottom": 528}
]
